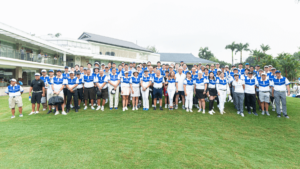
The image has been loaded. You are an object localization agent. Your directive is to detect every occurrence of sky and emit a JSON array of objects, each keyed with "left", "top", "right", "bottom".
[{"left": 1, "top": 0, "right": 300, "bottom": 64}]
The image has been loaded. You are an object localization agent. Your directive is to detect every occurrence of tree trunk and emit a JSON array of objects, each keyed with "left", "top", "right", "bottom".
[
  {"left": 240, "top": 51, "right": 242, "bottom": 63},
  {"left": 232, "top": 51, "right": 234, "bottom": 65}
]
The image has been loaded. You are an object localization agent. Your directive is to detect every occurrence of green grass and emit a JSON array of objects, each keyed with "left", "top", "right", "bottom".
[{"left": 0, "top": 93, "right": 299, "bottom": 168}]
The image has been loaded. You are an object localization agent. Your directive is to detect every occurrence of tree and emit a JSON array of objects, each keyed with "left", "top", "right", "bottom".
[
  {"left": 235, "top": 43, "right": 250, "bottom": 63},
  {"left": 146, "top": 46, "right": 159, "bottom": 53},
  {"left": 277, "top": 53, "right": 300, "bottom": 80},
  {"left": 198, "top": 47, "right": 214, "bottom": 60},
  {"left": 250, "top": 49, "right": 265, "bottom": 62},
  {"left": 260, "top": 44, "right": 271, "bottom": 53},
  {"left": 55, "top": 33, "right": 62, "bottom": 38},
  {"left": 225, "top": 42, "right": 236, "bottom": 65}
]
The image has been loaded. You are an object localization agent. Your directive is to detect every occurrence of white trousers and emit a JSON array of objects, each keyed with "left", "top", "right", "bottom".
[
  {"left": 141, "top": 87, "right": 150, "bottom": 109},
  {"left": 218, "top": 90, "right": 227, "bottom": 112},
  {"left": 185, "top": 90, "right": 193, "bottom": 109},
  {"left": 167, "top": 88, "right": 176, "bottom": 107},
  {"left": 109, "top": 85, "right": 119, "bottom": 108}
]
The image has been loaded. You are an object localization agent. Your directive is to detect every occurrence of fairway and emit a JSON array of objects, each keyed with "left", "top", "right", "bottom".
[{"left": 0, "top": 93, "right": 299, "bottom": 168}]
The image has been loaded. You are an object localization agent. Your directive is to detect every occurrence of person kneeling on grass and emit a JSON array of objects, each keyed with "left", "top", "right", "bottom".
[
  {"left": 130, "top": 70, "right": 141, "bottom": 110},
  {"left": 183, "top": 72, "right": 195, "bottom": 112},
  {"left": 95, "top": 70, "right": 108, "bottom": 111},
  {"left": 5, "top": 78, "right": 24, "bottom": 119},
  {"left": 121, "top": 71, "right": 131, "bottom": 111}
]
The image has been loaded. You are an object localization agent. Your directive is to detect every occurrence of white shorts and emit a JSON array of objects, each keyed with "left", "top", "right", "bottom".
[{"left": 131, "top": 86, "right": 140, "bottom": 97}]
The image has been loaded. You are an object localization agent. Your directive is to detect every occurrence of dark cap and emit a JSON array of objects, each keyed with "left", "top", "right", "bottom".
[{"left": 64, "top": 66, "right": 69, "bottom": 69}]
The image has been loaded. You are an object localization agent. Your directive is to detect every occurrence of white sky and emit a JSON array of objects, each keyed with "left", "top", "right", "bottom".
[{"left": 1, "top": 0, "right": 300, "bottom": 63}]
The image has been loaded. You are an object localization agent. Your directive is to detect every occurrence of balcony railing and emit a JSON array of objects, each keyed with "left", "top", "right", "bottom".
[{"left": 0, "top": 47, "right": 64, "bottom": 66}]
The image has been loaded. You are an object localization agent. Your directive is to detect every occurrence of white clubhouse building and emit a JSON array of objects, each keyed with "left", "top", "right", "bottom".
[{"left": 0, "top": 22, "right": 159, "bottom": 87}]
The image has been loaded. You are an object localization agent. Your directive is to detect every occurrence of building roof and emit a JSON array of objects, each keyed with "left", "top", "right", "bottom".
[
  {"left": 78, "top": 32, "right": 152, "bottom": 52},
  {"left": 159, "top": 53, "right": 215, "bottom": 64}
]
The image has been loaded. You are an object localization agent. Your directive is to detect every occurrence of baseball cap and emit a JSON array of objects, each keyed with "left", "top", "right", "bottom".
[
  {"left": 233, "top": 68, "right": 238, "bottom": 71},
  {"left": 264, "top": 66, "right": 269, "bottom": 68},
  {"left": 11, "top": 78, "right": 17, "bottom": 82},
  {"left": 248, "top": 72, "right": 253, "bottom": 74},
  {"left": 101, "top": 63, "right": 105, "bottom": 66},
  {"left": 234, "top": 73, "right": 239, "bottom": 76},
  {"left": 217, "top": 69, "right": 222, "bottom": 72},
  {"left": 216, "top": 63, "right": 220, "bottom": 65},
  {"left": 41, "top": 69, "right": 46, "bottom": 73},
  {"left": 57, "top": 69, "right": 62, "bottom": 72},
  {"left": 275, "top": 70, "right": 281, "bottom": 73},
  {"left": 69, "top": 71, "right": 74, "bottom": 74},
  {"left": 137, "top": 65, "right": 141, "bottom": 68},
  {"left": 94, "top": 67, "right": 99, "bottom": 70},
  {"left": 144, "top": 69, "right": 149, "bottom": 72},
  {"left": 76, "top": 72, "right": 81, "bottom": 75},
  {"left": 259, "top": 69, "right": 263, "bottom": 72},
  {"left": 94, "top": 62, "right": 100, "bottom": 65},
  {"left": 271, "top": 68, "right": 276, "bottom": 70},
  {"left": 245, "top": 63, "right": 249, "bottom": 65},
  {"left": 225, "top": 65, "right": 229, "bottom": 67},
  {"left": 105, "top": 66, "right": 109, "bottom": 68},
  {"left": 83, "top": 68, "right": 87, "bottom": 70},
  {"left": 64, "top": 66, "right": 68, "bottom": 69},
  {"left": 261, "top": 73, "right": 267, "bottom": 76},
  {"left": 124, "top": 71, "right": 129, "bottom": 74},
  {"left": 35, "top": 73, "right": 40, "bottom": 76},
  {"left": 49, "top": 70, "right": 54, "bottom": 72},
  {"left": 180, "top": 61, "right": 184, "bottom": 62}
]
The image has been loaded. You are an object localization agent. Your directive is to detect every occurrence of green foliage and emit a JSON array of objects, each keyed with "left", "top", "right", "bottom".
[
  {"left": 146, "top": 46, "right": 159, "bottom": 53},
  {"left": 55, "top": 33, "right": 62, "bottom": 38},
  {"left": 277, "top": 53, "right": 300, "bottom": 80},
  {"left": 260, "top": 44, "right": 271, "bottom": 53},
  {"left": 199, "top": 47, "right": 231, "bottom": 66},
  {"left": 198, "top": 47, "right": 214, "bottom": 60}
]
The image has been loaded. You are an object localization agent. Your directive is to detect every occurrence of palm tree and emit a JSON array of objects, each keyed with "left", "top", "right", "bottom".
[
  {"left": 235, "top": 43, "right": 250, "bottom": 63},
  {"left": 225, "top": 42, "right": 236, "bottom": 65},
  {"left": 260, "top": 44, "right": 271, "bottom": 54},
  {"left": 198, "top": 47, "right": 214, "bottom": 60},
  {"left": 250, "top": 49, "right": 265, "bottom": 62}
]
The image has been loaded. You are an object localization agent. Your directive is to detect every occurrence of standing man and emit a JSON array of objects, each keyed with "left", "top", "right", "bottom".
[
  {"left": 244, "top": 72, "right": 258, "bottom": 115},
  {"left": 5, "top": 79, "right": 24, "bottom": 118},
  {"left": 152, "top": 70, "right": 164, "bottom": 110},
  {"left": 257, "top": 72, "right": 273, "bottom": 116},
  {"left": 87, "top": 63, "right": 93, "bottom": 73},
  {"left": 65, "top": 71, "right": 79, "bottom": 113},
  {"left": 74, "top": 64, "right": 81, "bottom": 74},
  {"left": 83, "top": 69, "right": 97, "bottom": 110},
  {"left": 40, "top": 69, "right": 50, "bottom": 111},
  {"left": 62, "top": 66, "right": 70, "bottom": 107},
  {"left": 29, "top": 73, "right": 45, "bottom": 115},
  {"left": 108, "top": 68, "right": 121, "bottom": 109},
  {"left": 272, "top": 70, "right": 290, "bottom": 118},
  {"left": 96, "top": 70, "right": 108, "bottom": 111},
  {"left": 51, "top": 69, "right": 67, "bottom": 115},
  {"left": 175, "top": 67, "right": 186, "bottom": 109},
  {"left": 156, "top": 61, "right": 162, "bottom": 72},
  {"left": 238, "top": 63, "right": 245, "bottom": 75},
  {"left": 129, "top": 62, "right": 136, "bottom": 72},
  {"left": 76, "top": 72, "right": 84, "bottom": 109}
]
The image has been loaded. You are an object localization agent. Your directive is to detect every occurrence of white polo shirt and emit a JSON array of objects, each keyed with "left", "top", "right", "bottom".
[
  {"left": 108, "top": 73, "right": 120, "bottom": 86},
  {"left": 51, "top": 76, "right": 65, "bottom": 92},
  {"left": 232, "top": 79, "right": 245, "bottom": 93},
  {"left": 273, "top": 76, "right": 290, "bottom": 91},
  {"left": 183, "top": 79, "right": 195, "bottom": 91},
  {"left": 216, "top": 78, "right": 228, "bottom": 91},
  {"left": 83, "top": 74, "right": 97, "bottom": 88},
  {"left": 175, "top": 73, "right": 186, "bottom": 91}
]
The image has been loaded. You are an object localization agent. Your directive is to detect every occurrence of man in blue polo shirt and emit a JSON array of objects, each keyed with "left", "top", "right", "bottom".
[
  {"left": 152, "top": 69, "right": 165, "bottom": 110},
  {"left": 5, "top": 79, "right": 24, "bottom": 118},
  {"left": 62, "top": 66, "right": 70, "bottom": 107},
  {"left": 40, "top": 69, "right": 50, "bottom": 111},
  {"left": 272, "top": 70, "right": 290, "bottom": 118},
  {"left": 238, "top": 63, "right": 245, "bottom": 75}
]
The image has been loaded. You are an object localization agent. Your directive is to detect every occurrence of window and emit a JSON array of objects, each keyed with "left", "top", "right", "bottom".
[
  {"left": 111, "top": 52, "right": 115, "bottom": 56},
  {"left": 99, "top": 52, "right": 102, "bottom": 55},
  {"left": 105, "top": 52, "right": 110, "bottom": 56}
]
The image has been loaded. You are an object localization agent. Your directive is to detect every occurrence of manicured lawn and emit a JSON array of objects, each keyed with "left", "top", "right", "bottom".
[{"left": 0, "top": 93, "right": 299, "bottom": 168}]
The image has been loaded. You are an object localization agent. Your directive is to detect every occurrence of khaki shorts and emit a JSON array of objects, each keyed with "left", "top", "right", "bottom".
[{"left": 9, "top": 96, "right": 23, "bottom": 108}]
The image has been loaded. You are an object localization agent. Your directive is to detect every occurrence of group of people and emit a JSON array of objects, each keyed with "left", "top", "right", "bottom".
[{"left": 6, "top": 60, "right": 291, "bottom": 119}]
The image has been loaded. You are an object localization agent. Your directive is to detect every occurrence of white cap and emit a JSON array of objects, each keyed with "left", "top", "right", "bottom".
[
  {"left": 35, "top": 73, "right": 40, "bottom": 76},
  {"left": 69, "top": 71, "right": 74, "bottom": 74},
  {"left": 41, "top": 69, "right": 46, "bottom": 73},
  {"left": 11, "top": 78, "right": 17, "bottom": 82},
  {"left": 261, "top": 73, "right": 267, "bottom": 76}
]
